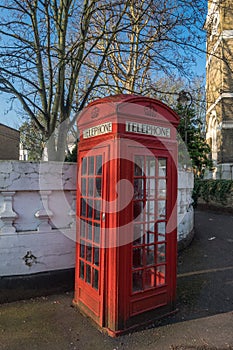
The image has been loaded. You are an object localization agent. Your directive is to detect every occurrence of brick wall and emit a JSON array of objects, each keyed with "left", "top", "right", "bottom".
[
  {"left": 0, "top": 124, "right": 20, "bottom": 160},
  {"left": 205, "top": 0, "right": 233, "bottom": 165}
]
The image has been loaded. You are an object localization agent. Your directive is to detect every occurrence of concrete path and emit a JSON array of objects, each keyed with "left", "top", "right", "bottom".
[{"left": 0, "top": 209, "right": 233, "bottom": 350}]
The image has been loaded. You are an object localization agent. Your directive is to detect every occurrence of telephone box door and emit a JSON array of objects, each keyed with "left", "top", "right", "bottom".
[
  {"left": 75, "top": 146, "right": 108, "bottom": 324},
  {"left": 128, "top": 147, "right": 177, "bottom": 319}
]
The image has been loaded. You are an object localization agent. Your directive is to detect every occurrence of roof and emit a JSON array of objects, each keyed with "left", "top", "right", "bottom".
[
  {"left": 0, "top": 123, "right": 20, "bottom": 133},
  {"left": 87, "top": 94, "right": 179, "bottom": 122}
]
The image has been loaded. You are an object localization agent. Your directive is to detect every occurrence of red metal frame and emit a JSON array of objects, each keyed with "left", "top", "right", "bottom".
[
  {"left": 74, "top": 146, "right": 109, "bottom": 325},
  {"left": 73, "top": 94, "right": 179, "bottom": 336},
  {"left": 129, "top": 149, "right": 176, "bottom": 317}
]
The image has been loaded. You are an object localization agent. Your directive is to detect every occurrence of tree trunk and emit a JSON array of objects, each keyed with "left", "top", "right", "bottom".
[
  {"left": 46, "top": 134, "right": 57, "bottom": 161},
  {"left": 56, "top": 119, "right": 69, "bottom": 162}
]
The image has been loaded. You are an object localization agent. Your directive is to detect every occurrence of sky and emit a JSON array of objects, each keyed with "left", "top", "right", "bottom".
[
  {"left": 0, "top": 95, "right": 21, "bottom": 129},
  {"left": 0, "top": 0, "right": 208, "bottom": 131}
]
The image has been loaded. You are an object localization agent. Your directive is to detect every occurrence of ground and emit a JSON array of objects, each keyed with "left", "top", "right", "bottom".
[{"left": 0, "top": 210, "right": 233, "bottom": 350}]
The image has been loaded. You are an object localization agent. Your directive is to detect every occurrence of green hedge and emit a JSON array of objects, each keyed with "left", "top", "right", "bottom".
[{"left": 193, "top": 179, "right": 233, "bottom": 208}]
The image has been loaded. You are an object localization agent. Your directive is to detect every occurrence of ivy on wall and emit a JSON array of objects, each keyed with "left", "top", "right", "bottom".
[{"left": 192, "top": 179, "right": 233, "bottom": 207}]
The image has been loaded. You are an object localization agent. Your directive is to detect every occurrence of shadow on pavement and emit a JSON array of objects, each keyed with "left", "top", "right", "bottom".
[{"left": 168, "top": 209, "right": 233, "bottom": 325}]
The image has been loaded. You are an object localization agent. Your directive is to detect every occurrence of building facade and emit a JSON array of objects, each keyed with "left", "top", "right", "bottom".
[
  {"left": 205, "top": 0, "right": 233, "bottom": 178},
  {"left": 0, "top": 123, "right": 20, "bottom": 160}
]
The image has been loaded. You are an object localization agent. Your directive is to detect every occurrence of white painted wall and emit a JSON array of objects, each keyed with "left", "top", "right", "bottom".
[
  {"left": 0, "top": 161, "right": 76, "bottom": 276},
  {"left": 0, "top": 161, "right": 194, "bottom": 277},
  {"left": 177, "top": 170, "right": 194, "bottom": 242}
]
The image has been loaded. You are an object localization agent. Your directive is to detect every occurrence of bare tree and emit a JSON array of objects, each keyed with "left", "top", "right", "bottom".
[
  {"left": 0, "top": 0, "right": 131, "bottom": 160},
  {"left": 0, "top": 0, "right": 206, "bottom": 160},
  {"left": 97, "top": 0, "right": 207, "bottom": 96}
]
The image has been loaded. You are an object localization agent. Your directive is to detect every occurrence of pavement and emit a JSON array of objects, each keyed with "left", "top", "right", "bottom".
[{"left": 0, "top": 209, "right": 233, "bottom": 350}]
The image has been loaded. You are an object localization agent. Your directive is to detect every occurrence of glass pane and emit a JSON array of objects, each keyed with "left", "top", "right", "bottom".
[
  {"left": 133, "top": 270, "right": 143, "bottom": 292},
  {"left": 146, "top": 179, "right": 156, "bottom": 199},
  {"left": 94, "top": 200, "right": 101, "bottom": 220},
  {"left": 93, "top": 269, "right": 99, "bottom": 290},
  {"left": 158, "top": 200, "right": 166, "bottom": 219},
  {"left": 87, "top": 223, "right": 92, "bottom": 240},
  {"left": 88, "top": 178, "right": 94, "bottom": 197},
  {"left": 134, "top": 156, "right": 144, "bottom": 176},
  {"left": 134, "top": 201, "right": 144, "bottom": 221},
  {"left": 157, "top": 221, "right": 166, "bottom": 234},
  {"left": 157, "top": 222, "right": 166, "bottom": 241},
  {"left": 86, "top": 264, "right": 91, "bottom": 284},
  {"left": 80, "top": 240, "right": 85, "bottom": 258},
  {"left": 80, "top": 219, "right": 86, "bottom": 238},
  {"left": 133, "top": 248, "right": 143, "bottom": 268},
  {"left": 79, "top": 260, "right": 84, "bottom": 279},
  {"left": 156, "top": 265, "right": 166, "bottom": 286},
  {"left": 81, "top": 157, "right": 87, "bottom": 175},
  {"left": 148, "top": 222, "right": 155, "bottom": 233},
  {"left": 144, "top": 267, "right": 156, "bottom": 290},
  {"left": 88, "top": 156, "right": 94, "bottom": 175},
  {"left": 158, "top": 158, "right": 167, "bottom": 177},
  {"left": 87, "top": 199, "right": 93, "bottom": 219},
  {"left": 81, "top": 178, "right": 86, "bottom": 196},
  {"left": 157, "top": 244, "right": 166, "bottom": 263},
  {"left": 94, "top": 247, "right": 99, "bottom": 266},
  {"left": 146, "top": 156, "right": 155, "bottom": 176},
  {"left": 134, "top": 179, "right": 144, "bottom": 199},
  {"left": 96, "top": 155, "right": 102, "bottom": 175},
  {"left": 145, "top": 230, "right": 154, "bottom": 244},
  {"left": 133, "top": 224, "right": 144, "bottom": 245},
  {"left": 158, "top": 179, "right": 166, "bottom": 199},
  {"left": 86, "top": 244, "right": 92, "bottom": 262},
  {"left": 146, "top": 200, "right": 155, "bottom": 221},
  {"left": 81, "top": 198, "right": 86, "bottom": 217},
  {"left": 95, "top": 178, "right": 102, "bottom": 197},
  {"left": 94, "top": 223, "right": 100, "bottom": 243},
  {"left": 146, "top": 245, "right": 155, "bottom": 265}
]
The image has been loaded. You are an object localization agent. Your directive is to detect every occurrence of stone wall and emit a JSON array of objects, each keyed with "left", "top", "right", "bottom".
[
  {"left": 0, "top": 161, "right": 194, "bottom": 301},
  {"left": 177, "top": 170, "right": 194, "bottom": 249},
  {"left": 205, "top": 1, "right": 233, "bottom": 165},
  {"left": 205, "top": 163, "right": 233, "bottom": 180},
  {"left": 0, "top": 161, "right": 76, "bottom": 278}
]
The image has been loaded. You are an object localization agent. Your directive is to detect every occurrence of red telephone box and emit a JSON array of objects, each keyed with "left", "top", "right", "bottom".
[{"left": 73, "top": 94, "right": 179, "bottom": 336}]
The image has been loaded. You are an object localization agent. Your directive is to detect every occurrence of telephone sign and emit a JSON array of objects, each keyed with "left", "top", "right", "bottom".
[
  {"left": 125, "top": 121, "right": 171, "bottom": 138},
  {"left": 83, "top": 122, "right": 112, "bottom": 139}
]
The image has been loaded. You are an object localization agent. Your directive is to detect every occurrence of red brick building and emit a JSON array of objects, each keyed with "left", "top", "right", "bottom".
[{"left": 0, "top": 123, "right": 20, "bottom": 160}]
